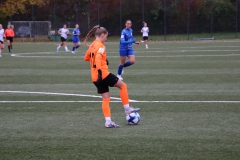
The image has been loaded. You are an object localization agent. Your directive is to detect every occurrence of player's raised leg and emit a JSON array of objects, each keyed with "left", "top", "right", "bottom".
[{"left": 114, "top": 79, "right": 140, "bottom": 114}]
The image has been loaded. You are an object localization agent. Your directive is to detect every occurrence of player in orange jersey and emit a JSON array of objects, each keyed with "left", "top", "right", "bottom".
[
  {"left": 4, "top": 25, "right": 14, "bottom": 53},
  {"left": 84, "top": 25, "right": 140, "bottom": 128}
]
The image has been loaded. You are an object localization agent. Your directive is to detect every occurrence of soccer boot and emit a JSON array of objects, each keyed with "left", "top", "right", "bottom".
[
  {"left": 125, "top": 107, "right": 140, "bottom": 115},
  {"left": 117, "top": 75, "right": 123, "bottom": 81},
  {"left": 105, "top": 121, "right": 120, "bottom": 128}
]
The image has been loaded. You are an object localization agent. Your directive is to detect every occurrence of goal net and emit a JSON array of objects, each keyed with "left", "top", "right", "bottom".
[{"left": 9, "top": 21, "right": 51, "bottom": 38}]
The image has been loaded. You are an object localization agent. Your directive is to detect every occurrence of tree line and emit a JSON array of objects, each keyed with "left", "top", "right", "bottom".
[{"left": 0, "top": 0, "right": 239, "bottom": 36}]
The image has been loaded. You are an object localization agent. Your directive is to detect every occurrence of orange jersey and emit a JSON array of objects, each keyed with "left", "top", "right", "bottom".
[
  {"left": 84, "top": 40, "right": 110, "bottom": 82},
  {"left": 4, "top": 29, "right": 14, "bottom": 37}
]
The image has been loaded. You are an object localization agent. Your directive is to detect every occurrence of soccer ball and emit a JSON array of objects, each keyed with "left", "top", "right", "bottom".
[{"left": 126, "top": 112, "right": 140, "bottom": 125}]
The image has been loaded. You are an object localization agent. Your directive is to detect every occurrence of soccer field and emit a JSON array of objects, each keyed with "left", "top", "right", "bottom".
[{"left": 0, "top": 40, "right": 240, "bottom": 159}]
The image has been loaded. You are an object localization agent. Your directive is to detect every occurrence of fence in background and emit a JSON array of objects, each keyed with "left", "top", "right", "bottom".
[
  {"left": 10, "top": 21, "right": 51, "bottom": 39},
  {"left": 5, "top": 0, "right": 240, "bottom": 41}
]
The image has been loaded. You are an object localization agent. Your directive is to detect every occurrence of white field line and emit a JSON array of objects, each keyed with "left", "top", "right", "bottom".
[
  {"left": 0, "top": 101, "right": 240, "bottom": 103},
  {"left": 148, "top": 46, "right": 240, "bottom": 50},
  {"left": 11, "top": 50, "right": 240, "bottom": 55},
  {"left": 11, "top": 53, "right": 240, "bottom": 58},
  {"left": 0, "top": 91, "right": 239, "bottom": 104},
  {"left": 0, "top": 90, "right": 138, "bottom": 102}
]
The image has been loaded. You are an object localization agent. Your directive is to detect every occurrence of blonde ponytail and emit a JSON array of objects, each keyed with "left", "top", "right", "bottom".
[{"left": 84, "top": 25, "right": 100, "bottom": 46}]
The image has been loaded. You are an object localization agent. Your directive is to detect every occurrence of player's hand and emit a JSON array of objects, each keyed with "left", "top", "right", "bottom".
[
  {"left": 135, "top": 42, "right": 141, "bottom": 45},
  {"left": 131, "top": 38, "right": 136, "bottom": 43},
  {"left": 97, "top": 70, "right": 102, "bottom": 84}
]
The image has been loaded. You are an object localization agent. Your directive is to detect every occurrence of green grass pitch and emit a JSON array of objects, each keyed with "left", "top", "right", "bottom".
[{"left": 0, "top": 40, "right": 240, "bottom": 159}]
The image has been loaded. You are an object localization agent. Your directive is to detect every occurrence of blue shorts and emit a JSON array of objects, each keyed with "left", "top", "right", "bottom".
[
  {"left": 72, "top": 39, "right": 80, "bottom": 43},
  {"left": 119, "top": 50, "right": 134, "bottom": 57}
]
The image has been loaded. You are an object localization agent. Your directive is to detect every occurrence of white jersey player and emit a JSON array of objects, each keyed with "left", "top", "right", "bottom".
[
  {"left": 141, "top": 22, "right": 149, "bottom": 49},
  {"left": 0, "top": 24, "right": 5, "bottom": 57},
  {"left": 56, "top": 24, "right": 70, "bottom": 52}
]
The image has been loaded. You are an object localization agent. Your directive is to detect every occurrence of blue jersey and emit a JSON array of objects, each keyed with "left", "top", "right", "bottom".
[
  {"left": 119, "top": 28, "right": 136, "bottom": 51},
  {"left": 72, "top": 28, "right": 80, "bottom": 40}
]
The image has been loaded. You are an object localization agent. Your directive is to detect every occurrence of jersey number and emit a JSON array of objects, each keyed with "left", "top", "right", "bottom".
[{"left": 90, "top": 52, "right": 96, "bottom": 68}]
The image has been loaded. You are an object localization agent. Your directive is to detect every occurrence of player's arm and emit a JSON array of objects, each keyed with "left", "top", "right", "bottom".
[
  {"left": 95, "top": 47, "right": 105, "bottom": 70},
  {"left": 95, "top": 47, "right": 105, "bottom": 84},
  {"left": 72, "top": 30, "right": 79, "bottom": 36},
  {"left": 72, "top": 30, "right": 77, "bottom": 36},
  {"left": 67, "top": 29, "right": 71, "bottom": 35},
  {"left": 95, "top": 53, "right": 102, "bottom": 70},
  {"left": 12, "top": 30, "right": 15, "bottom": 37},
  {"left": 58, "top": 29, "right": 61, "bottom": 35},
  {"left": 84, "top": 48, "right": 91, "bottom": 62},
  {"left": 120, "top": 33, "right": 136, "bottom": 44},
  {"left": 4, "top": 30, "right": 7, "bottom": 38},
  {"left": 141, "top": 28, "right": 143, "bottom": 33}
]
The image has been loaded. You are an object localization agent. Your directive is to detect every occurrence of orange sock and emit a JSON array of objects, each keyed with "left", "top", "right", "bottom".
[
  {"left": 120, "top": 83, "right": 129, "bottom": 105},
  {"left": 102, "top": 98, "right": 111, "bottom": 117}
]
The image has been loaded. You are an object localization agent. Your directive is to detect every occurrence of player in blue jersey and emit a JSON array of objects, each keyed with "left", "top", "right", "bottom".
[
  {"left": 71, "top": 24, "right": 81, "bottom": 54},
  {"left": 117, "top": 20, "right": 140, "bottom": 80}
]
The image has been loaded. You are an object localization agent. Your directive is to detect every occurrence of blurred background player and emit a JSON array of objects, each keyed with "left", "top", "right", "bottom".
[
  {"left": 141, "top": 22, "right": 149, "bottom": 49},
  {"left": 84, "top": 25, "right": 140, "bottom": 128},
  {"left": 0, "top": 24, "right": 5, "bottom": 57},
  {"left": 4, "top": 25, "right": 14, "bottom": 53},
  {"left": 117, "top": 20, "right": 140, "bottom": 80},
  {"left": 71, "top": 24, "right": 81, "bottom": 54},
  {"left": 56, "top": 24, "right": 70, "bottom": 52}
]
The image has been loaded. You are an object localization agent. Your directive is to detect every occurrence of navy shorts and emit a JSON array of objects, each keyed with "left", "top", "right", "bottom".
[
  {"left": 119, "top": 50, "right": 134, "bottom": 57},
  {"left": 72, "top": 38, "right": 80, "bottom": 43}
]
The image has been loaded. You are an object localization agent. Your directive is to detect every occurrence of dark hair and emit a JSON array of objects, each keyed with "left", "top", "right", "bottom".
[
  {"left": 84, "top": 25, "right": 108, "bottom": 46},
  {"left": 125, "top": 20, "right": 131, "bottom": 23}
]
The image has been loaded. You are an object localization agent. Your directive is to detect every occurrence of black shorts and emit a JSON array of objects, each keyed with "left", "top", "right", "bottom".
[
  {"left": 143, "top": 36, "right": 148, "bottom": 41},
  {"left": 93, "top": 73, "right": 119, "bottom": 94},
  {"left": 0, "top": 40, "right": 3, "bottom": 44},
  {"left": 6, "top": 37, "right": 13, "bottom": 42},
  {"left": 61, "top": 37, "right": 67, "bottom": 42}
]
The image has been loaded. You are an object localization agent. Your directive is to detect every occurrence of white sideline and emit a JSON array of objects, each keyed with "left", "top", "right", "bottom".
[
  {"left": 0, "top": 91, "right": 239, "bottom": 103},
  {"left": 11, "top": 53, "right": 240, "bottom": 58},
  {"left": 0, "top": 101, "right": 240, "bottom": 103},
  {"left": 0, "top": 91, "right": 138, "bottom": 102}
]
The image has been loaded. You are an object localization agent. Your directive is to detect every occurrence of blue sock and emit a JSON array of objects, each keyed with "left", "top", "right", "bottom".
[
  {"left": 76, "top": 45, "right": 80, "bottom": 49},
  {"left": 124, "top": 61, "right": 132, "bottom": 67},
  {"left": 72, "top": 47, "right": 75, "bottom": 51},
  {"left": 118, "top": 65, "right": 123, "bottom": 75}
]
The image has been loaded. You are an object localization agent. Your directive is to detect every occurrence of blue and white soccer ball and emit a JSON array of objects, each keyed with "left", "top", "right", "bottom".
[{"left": 126, "top": 112, "right": 140, "bottom": 125}]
